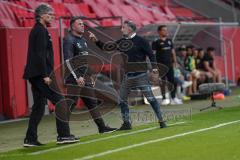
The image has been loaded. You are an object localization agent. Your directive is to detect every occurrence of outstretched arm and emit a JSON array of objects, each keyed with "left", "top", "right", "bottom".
[
  {"left": 88, "top": 31, "right": 118, "bottom": 51},
  {"left": 88, "top": 31, "right": 104, "bottom": 49}
]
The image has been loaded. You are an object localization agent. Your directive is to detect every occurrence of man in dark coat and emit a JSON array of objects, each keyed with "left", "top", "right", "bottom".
[{"left": 23, "top": 4, "right": 79, "bottom": 147}]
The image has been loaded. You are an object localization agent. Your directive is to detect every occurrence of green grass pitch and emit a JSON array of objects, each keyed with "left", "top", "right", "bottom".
[{"left": 1, "top": 105, "right": 240, "bottom": 160}]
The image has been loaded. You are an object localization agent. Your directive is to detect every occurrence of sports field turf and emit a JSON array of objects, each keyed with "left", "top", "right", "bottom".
[{"left": 0, "top": 105, "right": 240, "bottom": 160}]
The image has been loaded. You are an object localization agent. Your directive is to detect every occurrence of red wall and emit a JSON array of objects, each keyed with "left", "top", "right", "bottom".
[
  {"left": 223, "top": 27, "right": 240, "bottom": 82},
  {"left": 0, "top": 27, "right": 61, "bottom": 119},
  {"left": 231, "top": 28, "right": 240, "bottom": 81},
  {"left": 213, "top": 27, "right": 240, "bottom": 82},
  {"left": 0, "top": 67, "right": 3, "bottom": 117}
]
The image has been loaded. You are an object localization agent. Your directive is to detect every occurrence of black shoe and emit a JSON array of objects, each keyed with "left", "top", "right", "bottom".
[
  {"left": 160, "top": 121, "right": 167, "bottom": 128},
  {"left": 23, "top": 139, "right": 44, "bottom": 147},
  {"left": 117, "top": 122, "right": 132, "bottom": 131},
  {"left": 57, "top": 135, "right": 80, "bottom": 144},
  {"left": 99, "top": 126, "right": 117, "bottom": 134}
]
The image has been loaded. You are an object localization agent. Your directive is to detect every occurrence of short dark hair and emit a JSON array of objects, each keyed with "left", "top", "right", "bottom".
[
  {"left": 198, "top": 48, "right": 204, "bottom": 52},
  {"left": 207, "top": 47, "right": 215, "bottom": 52},
  {"left": 186, "top": 45, "right": 194, "bottom": 50},
  {"left": 124, "top": 20, "right": 137, "bottom": 32},
  {"left": 157, "top": 25, "right": 167, "bottom": 31},
  {"left": 70, "top": 16, "right": 82, "bottom": 30}
]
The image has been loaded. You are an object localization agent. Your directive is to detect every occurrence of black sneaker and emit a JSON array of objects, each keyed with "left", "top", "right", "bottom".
[
  {"left": 160, "top": 121, "right": 167, "bottom": 128},
  {"left": 57, "top": 135, "right": 80, "bottom": 144},
  {"left": 117, "top": 122, "right": 132, "bottom": 131},
  {"left": 99, "top": 126, "right": 117, "bottom": 134},
  {"left": 23, "top": 139, "right": 44, "bottom": 147}
]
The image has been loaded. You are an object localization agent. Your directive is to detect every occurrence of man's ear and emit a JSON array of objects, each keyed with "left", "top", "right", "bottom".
[{"left": 70, "top": 25, "right": 74, "bottom": 31}]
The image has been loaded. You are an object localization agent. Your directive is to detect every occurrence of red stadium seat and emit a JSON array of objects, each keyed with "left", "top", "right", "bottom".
[
  {"left": 0, "top": 3, "right": 19, "bottom": 27},
  {"left": 8, "top": 1, "right": 34, "bottom": 27},
  {"left": 65, "top": 3, "right": 85, "bottom": 16},
  {"left": 0, "top": 3, "right": 17, "bottom": 20},
  {"left": 89, "top": 4, "right": 112, "bottom": 18},
  {"left": 53, "top": 0, "right": 63, "bottom": 2},
  {"left": 151, "top": 6, "right": 170, "bottom": 22},
  {"left": 120, "top": 5, "right": 142, "bottom": 23},
  {"left": 109, "top": 0, "right": 125, "bottom": 5},
  {"left": 95, "top": 0, "right": 110, "bottom": 5},
  {"left": 22, "top": 19, "right": 35, "bottom": 27},
  {"left": 0, "top": 18, "right": 18, "bottom": 28},
  {"left": 107, "top": 4, "right": 127, "bottom": 17},
  {"left": 170, "top": 7, "right": 196, "bottom": 18},
  {"left": 135, "top": 0, "right": 152, "bottom": 7},
  {"left": 101, "top": 19, "right": 113, "bottom": 27},
  {"left": 11, "top": 1, "right": 33, "bottom": 18},
  {"left": 50, "top": 2, "right": 71, "bottom": 18},
  {"left": 149, "top": 0, "right": 168, "bottom": 6},
  {"left": 132, "top": 6, "right": 155, "bottom": 22},
  {"left": 141, "top": 20, "right": 151, "bottom": 25},
  {"left": 78, "top": 3, "right": 97, "bottom": 18},
  {"left": 25, "top": 1, "right": 42, "bottom": 10},
  {"left": 163, "top": 6, "right": 176, "bottom": 19},
  {"left": 63, "top": 0, "right": 76, "bottom": 3}
]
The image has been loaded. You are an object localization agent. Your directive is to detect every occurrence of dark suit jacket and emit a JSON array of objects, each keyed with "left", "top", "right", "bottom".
[{"left": 23, "top": 22, "right": 54, "bottom": 79}]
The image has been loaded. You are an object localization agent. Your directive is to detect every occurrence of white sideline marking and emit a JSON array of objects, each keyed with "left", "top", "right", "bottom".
[
  {"left": 75, "top": 120, "right": 240, "bottom": 160},
  {"left": 29, "top": 122, "right": 185, "bottom": 155},
  {"left": 0, "top": 118, "right": 28, "bottom": 124}
]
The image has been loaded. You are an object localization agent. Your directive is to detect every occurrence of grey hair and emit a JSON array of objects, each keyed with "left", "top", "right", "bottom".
[
  {"left": 34, "top": 4, "right": 53, "bottom": 22},
  {"left": 124, "top": 20, "right": 137, "bottom": 32}
]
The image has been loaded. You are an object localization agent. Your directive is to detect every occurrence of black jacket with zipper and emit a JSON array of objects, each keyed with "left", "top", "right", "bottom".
[{"left": 23, "top": 22, "right": 54, "bottom": 79}]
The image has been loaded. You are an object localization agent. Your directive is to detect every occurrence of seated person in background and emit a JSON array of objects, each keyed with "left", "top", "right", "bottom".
[
  {"left": 193, "top": 47, "right": 199, "bottom": 60},
  {"left": 195, "top": 48, "right": 204, "bottom": 70},
  {"left": 174, "top": 65, "right": 192, "bottom": 100},
  {"left": 176, "top": 46, "right": 193, "bottom": 95},
  {"left": 177, "top": 46, "right": 190, "bottom": 79},
  {"left": 185, "top": 45, "right": 196, "bottom": 72},
  {"left": 202, "top": 47, "right": 222, "bottom": 83},
  {"left": 196, "top": 48, "right": 213, "bottom": 83},
  {"left": 185, "top": 45, "right": 199, "bottom": 94}
]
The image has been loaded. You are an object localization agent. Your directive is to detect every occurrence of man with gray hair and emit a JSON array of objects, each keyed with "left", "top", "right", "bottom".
[
  {"left": 89, "top": 20, "right": 167, "bottom": 130},
  {"left": 23, "top": 4, "right": 79, "bottom": 147}
]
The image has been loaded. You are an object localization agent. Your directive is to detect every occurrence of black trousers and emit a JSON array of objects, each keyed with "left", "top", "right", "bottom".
[
  {"left": 66, "top": 82, "right": 105, "bottom": 128},
  {"left": 160, "top": 65, "right": 177, "bottom": 99},
  {"left": 25, "top": 77, "right": 70, "bottom": 141}
]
